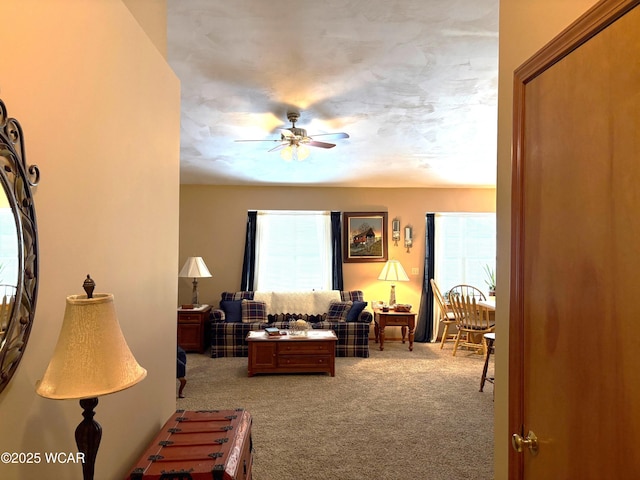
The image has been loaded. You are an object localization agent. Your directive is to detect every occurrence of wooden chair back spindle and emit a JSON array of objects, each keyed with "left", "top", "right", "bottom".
[
  {"left": 449, "top": 294, "right": 494, "bottom": 356},
  {"left": 430, "top": 279, "right": 457, "bottom": 349}
]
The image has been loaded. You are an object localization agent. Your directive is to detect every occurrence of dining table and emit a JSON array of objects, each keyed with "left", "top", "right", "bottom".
[
  {"left": 445, "top": 296, "right": 495, "bottom": 315},
  {"left": 477, "top": 296, "right": 496, "bottom": 314},
  {"left": 469, "top": 296, "right": 495, "bottom": 346}
]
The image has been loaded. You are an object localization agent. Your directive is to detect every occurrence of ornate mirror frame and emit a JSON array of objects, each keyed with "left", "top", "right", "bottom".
[{"left": 0, "top": 98, "right": 40, "bottom": 394}]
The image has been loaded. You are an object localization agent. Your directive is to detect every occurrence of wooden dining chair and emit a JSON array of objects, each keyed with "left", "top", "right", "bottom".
[
  {"left": 0, "top": 293, "right": 15, "bottom": 334},
  {"left": 448, "top": 294, "right": 494, "bottom": 356},
  {"left": 430, "top": 279, "right": 457, "bottom": 349},
  {"left": 447, "top": 284, "right": 486, "bottom": 301}
]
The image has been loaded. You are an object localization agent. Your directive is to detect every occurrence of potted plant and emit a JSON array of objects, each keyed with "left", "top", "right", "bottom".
[{"left": 483, "top": 264, "right": 496, "bottom": 296}]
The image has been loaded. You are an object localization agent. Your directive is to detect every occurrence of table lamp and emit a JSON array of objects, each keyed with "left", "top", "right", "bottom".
[
  {"left": 178, "top": 256, "right": 212, "bottom": 307},
  {"left": 378, "top": 259, "right": 410, "bottom": 306},
  {"left": 36, "top": 275, "right": 147, "bottom": 480}
]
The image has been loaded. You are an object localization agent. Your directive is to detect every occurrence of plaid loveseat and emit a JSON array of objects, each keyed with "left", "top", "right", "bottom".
[{"left": 210, "top": 290, "right": 372, "bottom": 358}]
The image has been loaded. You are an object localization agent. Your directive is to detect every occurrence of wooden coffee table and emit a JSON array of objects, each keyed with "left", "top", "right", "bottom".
[{"left": 246, "top": 330, "right": 337, "bottom": 377}]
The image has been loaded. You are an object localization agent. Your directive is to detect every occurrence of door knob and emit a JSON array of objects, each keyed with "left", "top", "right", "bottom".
[{"left": 511, "top": 430, "right": 539, "bottom": 455}]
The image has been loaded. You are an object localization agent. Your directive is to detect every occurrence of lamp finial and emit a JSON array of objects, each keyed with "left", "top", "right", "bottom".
[{"left": 83, "top": 275, "right": 95, "bottom": 299}]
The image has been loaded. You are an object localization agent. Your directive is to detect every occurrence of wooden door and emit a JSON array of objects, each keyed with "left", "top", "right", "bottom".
[{"left": 509, "top": 1, "right": 640, "bottom": 478}]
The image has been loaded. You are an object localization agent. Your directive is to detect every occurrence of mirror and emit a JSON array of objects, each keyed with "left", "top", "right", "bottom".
[{"left": 0, "top": 98, "right": 40, "bottom": 394}]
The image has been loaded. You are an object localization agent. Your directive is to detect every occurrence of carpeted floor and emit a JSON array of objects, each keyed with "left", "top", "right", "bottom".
[{"left": 177, "top": 340, "right": 494, "bottom": 480}]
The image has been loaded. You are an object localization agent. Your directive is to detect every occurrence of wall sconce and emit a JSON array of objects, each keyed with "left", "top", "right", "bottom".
[
  {"left": 404, "top": 225, "right": 413, "bottom": 252},
  {"left": 392, "top": 218, "right": 401, "bottom": 246}
]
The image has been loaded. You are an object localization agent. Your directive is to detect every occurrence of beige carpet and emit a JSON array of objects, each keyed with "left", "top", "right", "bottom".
[{"left": 177, "top": 340, "right": 494, "bottom": 480}]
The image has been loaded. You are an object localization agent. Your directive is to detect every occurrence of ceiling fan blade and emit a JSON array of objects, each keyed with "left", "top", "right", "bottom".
[
  {"left": 268, "top": 143, "right": 287, "bottom": 153},
  {"left": 235, "top": 139, "right": 282, "bottom": 143},
  {"left": 309, "top": 132, "right": 350, "bottom": 140},
  {"left": 308, "top": 140, "right": 336, "bottom": 149},
  {"left": 280, "top": 129, "right": 294, "bottom": 138}
]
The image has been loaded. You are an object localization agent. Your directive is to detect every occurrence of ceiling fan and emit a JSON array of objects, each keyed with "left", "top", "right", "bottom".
[{"left": 235, "top": 112, "right": 349, "bottom": 161}]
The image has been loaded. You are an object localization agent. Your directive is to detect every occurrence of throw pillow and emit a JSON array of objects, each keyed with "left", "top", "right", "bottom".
[
  {"left": 241, "top": 300, "right": 268, "bottom": 323},
  {"left": 326, "top": 300, "right": 353, "bottom": 322},
  {"left": 220, "top": 300, "right": 243, "bottom": 323},
  {"left": 221, "top": 291, "right": 253, "bottom": 301},
  {"left": 346, "top": 301, "right": 368, "bottom": 322},
  {"left": 341, "top": 290, "right": 364, "bottom": 302}
]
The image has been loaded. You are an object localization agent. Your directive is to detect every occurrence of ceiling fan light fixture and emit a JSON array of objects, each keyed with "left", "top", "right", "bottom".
[
  {"left": 237, "top": 111, "right": 348, "bottom": 161},
  {"left": 280, "top": 145, "right": 293, "bottom": 162},
  {"left": 280, "top": 144, "right": 310, "bottom": 162}
]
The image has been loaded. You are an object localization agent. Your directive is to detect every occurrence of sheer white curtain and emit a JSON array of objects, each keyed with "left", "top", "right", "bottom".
[
  {"left": 434, "top": 213, "right": 496, "bottom": 296},
  {"left": 255, "top": 210, "right": 332, "bottom": 291}
]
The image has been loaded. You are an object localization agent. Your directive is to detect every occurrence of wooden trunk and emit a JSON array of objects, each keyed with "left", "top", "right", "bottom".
[{"left": 127, "top": 409, "right": 252, "bottom": 480}]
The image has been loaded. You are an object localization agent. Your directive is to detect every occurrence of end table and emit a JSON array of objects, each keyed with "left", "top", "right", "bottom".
[
  {"left": 177, "top": 305, "right": 212, "bottom": 353},
  {"left": 374, "top": 308, "right": 417, "bottom": 351}
]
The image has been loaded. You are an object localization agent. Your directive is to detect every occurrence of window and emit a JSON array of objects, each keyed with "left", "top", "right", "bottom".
[
  {"left": 435, "top": 213, "right": 496, "bottom": 296},
  {"left": 0, "top": 207, "right": 18, "bottom": 291},
  {"left": 255, "top": 210, "right": 332, "bottom": 291}
]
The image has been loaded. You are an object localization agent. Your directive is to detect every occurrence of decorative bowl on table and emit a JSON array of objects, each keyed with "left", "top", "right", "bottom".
[
  {"left": 288, "top": 318, "right": 311, "bottom": 336},
  {"left": 394, "top": 304, "right": 412, "bottom": 313}
]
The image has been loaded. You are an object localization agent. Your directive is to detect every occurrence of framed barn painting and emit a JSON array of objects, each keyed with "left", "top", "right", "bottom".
[{"left": 343, "top": 212, "right": 388, "bottom": 263}]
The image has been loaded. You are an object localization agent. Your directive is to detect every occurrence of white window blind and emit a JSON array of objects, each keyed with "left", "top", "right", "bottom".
[
  {"left": 435, "top": 213, "right": 496, "bottom": 296},
  {"left": 254, "top": 210, "right": 332, "bottom": 291}
]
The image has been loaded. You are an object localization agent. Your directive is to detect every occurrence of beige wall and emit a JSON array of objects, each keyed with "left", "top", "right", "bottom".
[
  {"left": 0, "top": 1, "right": 180, "bottom": 479},
  {"left": 495, "top": 0, "right": 598, "bottom": 478},
  {"left": 179, "top": 185, "right": 495, "bottom": 337},
  {"left": 123, "top": 0, "right": 167, "bottom": 57}
]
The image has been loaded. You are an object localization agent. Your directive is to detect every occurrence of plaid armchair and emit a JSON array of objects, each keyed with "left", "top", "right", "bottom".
[{"left": 210, "top": 290, "right": 372, "bottom": 358}]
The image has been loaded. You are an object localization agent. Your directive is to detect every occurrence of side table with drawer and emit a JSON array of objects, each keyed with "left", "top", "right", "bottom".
[
  {"left": 373, "top": 308, "right": 417, "bottom": 351},
  {"left": 177, "top": 305, "right": 212, "bottom": 353}
]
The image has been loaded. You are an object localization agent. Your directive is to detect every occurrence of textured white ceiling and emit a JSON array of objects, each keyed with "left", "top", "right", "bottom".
[{"left": 167, "top": 0, "right": 499, "bottom": 187}]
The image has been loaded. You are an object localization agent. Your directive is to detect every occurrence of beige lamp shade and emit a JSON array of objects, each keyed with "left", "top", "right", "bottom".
[
  {"left": 377, "top": 259, "right": 410, "bottom": 282},
  {"left": 36, "top": 293, "right": 147, "bottom": 400},
  {"left": 378, "top": 260, "right": 410, "bottom": 306},
  {"left": 178, "top": 257, "right": 212, "bottom": 278}
]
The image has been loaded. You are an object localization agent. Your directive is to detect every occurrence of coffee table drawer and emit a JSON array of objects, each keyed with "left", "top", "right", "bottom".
[
  {"left": 277, "top": 341, "right": 333, "bottom": 355},
  {"left": 277, "top": 354, "right": 333, "bottom": 368}
]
